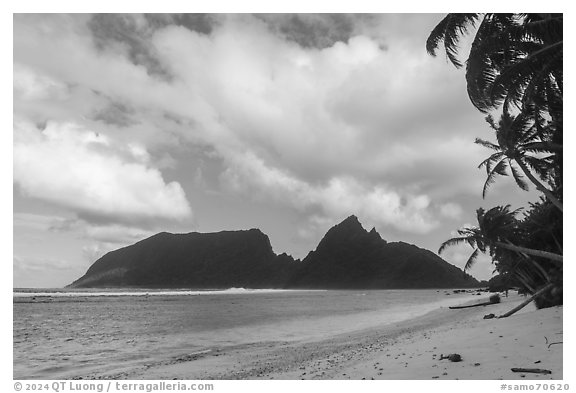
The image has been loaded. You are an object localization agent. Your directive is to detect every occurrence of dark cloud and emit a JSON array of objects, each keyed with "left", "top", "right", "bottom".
[
  {"left": 256, "top": 14, "right": 366, "bottom": 49},
  {"left": 151, "top": 14, "right": 218, "bottom": 35},
  {"left": 88, "top": 13, "right": 220, "bottom": 76},
  {"left": 88, "top": 14, "right": 171, "bottom": 79}
]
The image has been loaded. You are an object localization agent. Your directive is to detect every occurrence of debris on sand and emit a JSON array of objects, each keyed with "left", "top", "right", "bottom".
[{"left": 439, "top": 353, "right": 462, "bottom": 362}]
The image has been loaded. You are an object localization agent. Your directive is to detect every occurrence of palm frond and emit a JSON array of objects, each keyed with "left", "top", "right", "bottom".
[
  {"left": 496, "top": 42, "right": 563, "bottom": 112},
  {"left": 519, "top": 49, "right": 563, "bottom": 112},
  {"left": 475, "top": 138, "right": 501, "bottom": 151},
  {"left": 464, "top": 248, "right": 481, "bottom": 272},
  {"left": 493, "top": 159, "right": 509, "bottom": 176},
  {"left": 522, "top": 155, "right": 552, "bottom": 180},
  {"left": 482, "top": 158, "right": 508, "bottom": 198},
  {"left": 465, "top": 14, "right": 518, "bottom": 112},
  {"left": 485, "top": 114, "right": 498, "bottom": 130},
  {"left": 426, "top": 14, "right": 480, "bottom": 68},
  {"left": 438, "top": 237, "right": 471, "bottom": 254},
  {"left": 460, "top": 13, "right": 562, "bottom": 112},
  {"left": 522, "top": 142, "right": 560, "bottom": 153},
  {"left": 477, "top": 205, "right": 522, "bottom": 243},
  {"left": 510, "top": 162, "right": 530, "bottom": 191},
  {"left": 478, "top": 153, "right": 504, "bottom": 172}
]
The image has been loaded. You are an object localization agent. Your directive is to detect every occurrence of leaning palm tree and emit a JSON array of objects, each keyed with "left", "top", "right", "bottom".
[
  {"left": 439, "top": 205, "right": 562, "bottom": 273},
  {"left": 430, "top": 14, "right": 563, "bottom": 312},
  {"left": 426, "top": 13, "right": 563, "bottom": 116},
  {"left": 476, "top": 111, "right": 562, "bottom": 212}
]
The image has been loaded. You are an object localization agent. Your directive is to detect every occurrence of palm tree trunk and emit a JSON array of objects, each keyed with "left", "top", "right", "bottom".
[
  {"left": 498, "top": 283, "right": 555, "bottom": 318},
  {"left": 507, "top": 241, "right": 551, "bottom": 281},
  {"left": 516, "top": 159, "right": 563, "bottom": 212},
  {"left": 494, "top": 241, "right": 563, "bottom": 264},
  {"left": 551, "top": 233, "right": 563, "bottom": 253},
  {"left": 514, "top": 272, "right": 536, "bottom": 294}
]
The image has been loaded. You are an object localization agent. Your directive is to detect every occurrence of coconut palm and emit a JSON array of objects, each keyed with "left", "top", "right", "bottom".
[
  {"left": 426, "top": 13, "right": 563, "bottom": 116},
  {"left": 520, "top": 198, "right": 563, "bottom": 254},
  {"left": 438, "top": 205, "right": 563, "bottom": 272},
  {"left": 429, "top": 14, "right": 563, "bottom": 310},
  {"left": 476, "top": 110, "right": 562, "bottom": 212}
]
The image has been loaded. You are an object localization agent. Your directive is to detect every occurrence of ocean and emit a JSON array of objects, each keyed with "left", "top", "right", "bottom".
[{"left": 13, "top": 288, "right": 480, "bottom": 379}]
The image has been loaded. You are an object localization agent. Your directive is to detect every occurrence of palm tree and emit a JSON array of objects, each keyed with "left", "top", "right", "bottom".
[
  {"left": 429, "top": 14, "right": 563, "bottom": 310},
  {"left": 438, "top": 205, "right": 563, "bottom": 272},
  {"left": 520, "top": 198, "right": 563, "bottom": 254},
  {"left": 476, "top": 111, "right": 562, "bottom": 212},
  {"left": 426, "top": 13, "right": 563, "bottom": 116}
]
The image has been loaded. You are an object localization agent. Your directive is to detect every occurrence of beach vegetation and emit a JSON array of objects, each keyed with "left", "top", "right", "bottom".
[
  {"left": 428, "top": 13, "right": 562, "bottom": 308},
  {"left": 476, "top": 111, "right": 562, "bottom": 211}
]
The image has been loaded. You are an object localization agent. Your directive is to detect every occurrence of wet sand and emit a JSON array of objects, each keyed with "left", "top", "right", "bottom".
[{"left": 121, "top": 294, "right": 562, "bottom": 380}]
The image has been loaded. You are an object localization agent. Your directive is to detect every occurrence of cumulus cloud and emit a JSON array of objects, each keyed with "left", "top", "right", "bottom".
[
  {"left": 439, "top": 202, "right": 464, "bottom": 219},
  {"left": 13, "top": 13, "right": 494, "bottom": 278},
  {"left": 220, "top": 151, "right": 461, "bottom": 233},
  {"left": 146, "top": 15, "right": 486, "bottom": 196},
  {"left": 14, "top": 64, "right": 69, "bottom": 101},
  {"left": 15, "top": 14, "right": 481, "bottom": 184},
  {"left": 14, "top": 121, "right": 192, "bottom": 224}
]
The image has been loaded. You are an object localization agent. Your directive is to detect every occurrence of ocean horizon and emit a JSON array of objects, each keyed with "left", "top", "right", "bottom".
[{"left": 13, "top": 287, "right": 311, "bottom": 297}]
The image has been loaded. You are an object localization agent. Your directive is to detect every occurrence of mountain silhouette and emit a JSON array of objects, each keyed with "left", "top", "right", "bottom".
[
  {"left": 69, "top": 229, "right": 296, "bottom": 288},
  {"left": 287, "top": 215, "right": 478, "bottom": 288},
  {"left": 70, "top": 215, "right": 479, "bottom": 289}
]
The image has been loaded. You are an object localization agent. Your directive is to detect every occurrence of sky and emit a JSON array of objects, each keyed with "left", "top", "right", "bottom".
[{"left": 13, "top": 13, "right": 547, "bottom": 287}]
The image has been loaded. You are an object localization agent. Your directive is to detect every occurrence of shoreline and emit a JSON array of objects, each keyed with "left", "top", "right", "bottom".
[{"left": 119, "top": 293, "right": 562, "bottom": 380}]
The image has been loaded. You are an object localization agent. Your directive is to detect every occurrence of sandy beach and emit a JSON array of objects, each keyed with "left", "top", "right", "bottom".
[{"left": 119, "top": 293, "right": 562, "bottom": 380}]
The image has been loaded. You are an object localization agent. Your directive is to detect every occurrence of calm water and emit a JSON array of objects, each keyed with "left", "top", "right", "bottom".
[{"left": 13, "top": 288, "right": 477, "bottom": 379}]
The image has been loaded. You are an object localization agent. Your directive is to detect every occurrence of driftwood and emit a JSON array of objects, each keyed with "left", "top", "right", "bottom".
[
  {"left": 511, "top": 368, "right": 552, "bottom": 374},
  {"left": 449, "top": 294, "right": 500, "bottom": 309},
  {"left": 498, "top": 283, "right": 555, "bottom": 319},
  {"left": 449, "top": 301, "right": 495, "bottom": 309}
]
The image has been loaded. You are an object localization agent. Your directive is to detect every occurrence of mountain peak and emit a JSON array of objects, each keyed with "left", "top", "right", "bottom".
[
  {"left": 338, "top": 215, "right": 364, "bottom": 229},
  {"left": 313, "top": 215, "right": 371, "bottom": 252},
  {"left": 369, "top": 227, "right": 385, "bottom": 242},
  {"left": 288, "top": 216, "right": 478, "bottom": 289},
  {"left": 344, "top": 214, "right": 359, "bottom": 221},
  {"left": 327, "top": 215, "right": 367, "bottom": 236}
]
